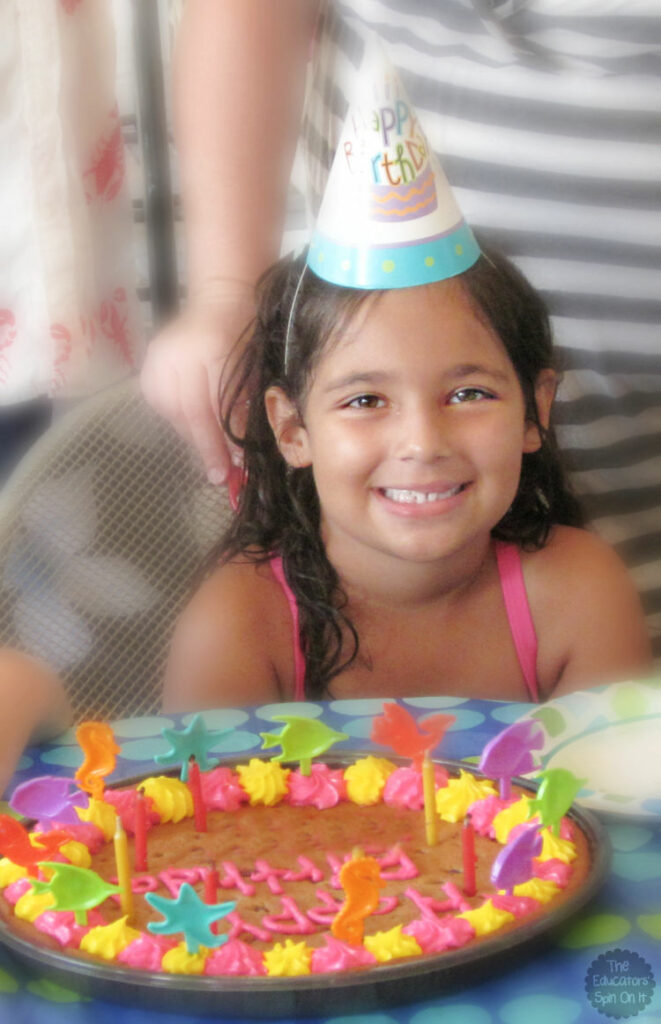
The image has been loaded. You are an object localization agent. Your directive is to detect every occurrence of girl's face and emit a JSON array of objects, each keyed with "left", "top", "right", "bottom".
[{"left": 267, "top": 278, "right": 554, "bottom": 577}]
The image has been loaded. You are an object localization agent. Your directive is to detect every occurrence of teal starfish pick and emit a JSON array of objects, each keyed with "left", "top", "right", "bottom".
[
  {"left": 145, "top": 883, "right": 236, "bottom": 954},
  {"left": 155, "top": 714, "right": 233, "bottom": 781}
]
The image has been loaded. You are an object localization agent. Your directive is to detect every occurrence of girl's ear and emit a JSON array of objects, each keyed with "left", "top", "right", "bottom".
[
  {"left": 264, "top": 386, "right": 312, "bottom": 467},
  {"left": 523, "top": 369, "right": 557, "bottom": 453}
]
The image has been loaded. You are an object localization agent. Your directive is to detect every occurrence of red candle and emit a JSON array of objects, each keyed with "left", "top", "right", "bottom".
[
  {"left": 188, "top": 757, "right": 207, "bottom": 832},
  {"left": 133, "top": 790, "right": 148, "bottom": 872},
  {"left": 204, "top": 863, "right": 219, "bottom": 904},
  {"left": 462, "top": 819, "right": 476, "bottom": 897}
]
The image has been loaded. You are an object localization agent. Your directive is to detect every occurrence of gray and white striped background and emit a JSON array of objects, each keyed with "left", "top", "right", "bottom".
[{"left": 298, "top": 0, "right": 661, "bottom": 657}]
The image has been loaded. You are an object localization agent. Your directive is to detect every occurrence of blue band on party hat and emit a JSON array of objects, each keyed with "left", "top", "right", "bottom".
[{"left": 307, "top": 221, "right": 480, "bottom": 290}]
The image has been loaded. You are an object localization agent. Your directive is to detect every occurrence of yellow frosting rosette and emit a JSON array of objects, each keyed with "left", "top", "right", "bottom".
[
  {"left": 364, "top": 925, "right": 422, "bottom": 963},
  {"left": 236, "top": 760, "right": 290, "bottom": 806},
  {"left": 435, "top": 769, "right": 497, "bottom": 822},
  {"left": 80, "top": 917, "right": 141, "bottom": 960},
  {"left": 344, "top": 756, "right": 396, "bottom": 805},
  {"left": 138, "top": 777, "right": 193, "bottom": 823},
  {"left": 264, "top": 939, "right": 312, "bottom": 977}
]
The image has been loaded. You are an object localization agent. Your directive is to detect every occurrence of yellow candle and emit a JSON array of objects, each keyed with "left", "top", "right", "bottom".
[
  {"left": 113, "top": 814, "right": 133, "bottom": 919},
  {"left": 422, "top": 753, "right": 438, "bottom": 846}
]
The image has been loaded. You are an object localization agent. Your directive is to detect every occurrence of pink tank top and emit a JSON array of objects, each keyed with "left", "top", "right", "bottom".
[{"left": 269, "top": 539, "right": 539, "bottom": 703}]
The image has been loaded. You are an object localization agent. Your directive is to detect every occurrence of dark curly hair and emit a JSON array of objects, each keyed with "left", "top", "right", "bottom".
[{"left": 208, "top": 245, "right": 584, "bottom": 698}]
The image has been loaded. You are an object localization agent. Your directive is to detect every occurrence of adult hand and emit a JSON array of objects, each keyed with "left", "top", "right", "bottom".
[{"left": 140, "top": 288, "right": 255, "bottom": 485}]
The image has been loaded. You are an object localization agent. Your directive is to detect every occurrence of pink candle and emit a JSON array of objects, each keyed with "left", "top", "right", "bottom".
[
  {"left": 462, "top": 819, "right": 476, "bottom": 897},
  {"left": 134, "top": 790, "right": 148, "bottom": 872},
  {"left": 188, "top": 757, "right": 207, "bottom": 832}
]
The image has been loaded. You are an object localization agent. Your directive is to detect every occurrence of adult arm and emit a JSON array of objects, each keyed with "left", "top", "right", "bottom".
[
  {"left": 141, "top": 0, "right": 319, "bottom": 481},
  {"left": 0, "top": 649, "right": 72, "bottom": 796}
]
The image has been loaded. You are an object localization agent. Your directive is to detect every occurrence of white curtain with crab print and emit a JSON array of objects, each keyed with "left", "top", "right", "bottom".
[{"left": 0, "top": 0, "right": 142, "bottom": 403}]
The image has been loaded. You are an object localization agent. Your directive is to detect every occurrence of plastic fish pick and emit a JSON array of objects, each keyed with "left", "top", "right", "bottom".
[
  {"left": 30, "top": 863, "right": 120, "bottom": 925},
  {"left": 371, "top": 703, "right": 455, "bottom": 767},
  {"left": 260, "top": 716, "right": 349, "bottom": 776},
  {"left": 0, "top": 816, "right": 72, "bottom": 877},
  {"left": 155, "top": 714, "right": 234, "bottom": 781},
  {"left": 527, "top": 768, "right": 587, "bottom": 836},
  {"left": 478, "top": 720, "right": 545, "bottom": 799},
  {"left": 146, "top": 883, "right": 236, "bottom": 954},
  {"left": 491, "top": 823, "right": 543, "bottom": 893},
  {"left": 9, "top": 776, "right": 88, "bottom": 824}
]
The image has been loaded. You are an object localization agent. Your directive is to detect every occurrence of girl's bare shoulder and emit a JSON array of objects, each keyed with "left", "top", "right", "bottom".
[
  {"left": 162, "top": 557, "right": 295, "bottom": 710},
  {"left": 521, "top": 526, "right": 651, "bottom": 695}
]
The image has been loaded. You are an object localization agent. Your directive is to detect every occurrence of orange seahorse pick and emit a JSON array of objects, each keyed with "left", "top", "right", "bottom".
[
  {"left": 331, "top": 850, "right": 384, "bottom": 947},
  {"left": 74, "top": 722, "right": 120, "bottom": 801}
]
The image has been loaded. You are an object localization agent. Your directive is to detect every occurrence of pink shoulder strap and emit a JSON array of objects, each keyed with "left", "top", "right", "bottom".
[
  {"left": 494, "top": 540, "right": 539, "bottom": 702},
  {"left": 269, "top": 555, "right": 306, "bottom": 701}
]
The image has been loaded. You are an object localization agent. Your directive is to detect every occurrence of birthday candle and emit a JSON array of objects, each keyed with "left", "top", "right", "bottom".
[
  {"left": 462, "top": 818, "right": 476, "bottom": 898},
  {"left": 133, "top": 790, "right": 148, "bottom": 872},
  {"left": 113, "top": 815, "right": 133, "bottom": 918},
  {"left": 188, "top": 757, "right": 207, "bottom": 832},
  {"left": 204, "top": 862, "right": 220, "bottom": 933},
  {"left": 422, "top": 753, "right": 438, "bottom": 846}
]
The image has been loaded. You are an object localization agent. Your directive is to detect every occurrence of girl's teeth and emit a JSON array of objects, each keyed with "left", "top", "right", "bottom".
[{"left": 382, "top": 486, "right": 461, "bottom": 504}]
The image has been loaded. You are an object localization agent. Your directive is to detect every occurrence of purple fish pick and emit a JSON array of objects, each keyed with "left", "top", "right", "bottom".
[
  {"left": 9, "top": 776, "right": 87, "bottom": 824},
  {"left": 490, "top": 823, "right": 542, "bottom": 893},
  {"left": 479, "top": 721, "right": 545, "bottom": 799}
]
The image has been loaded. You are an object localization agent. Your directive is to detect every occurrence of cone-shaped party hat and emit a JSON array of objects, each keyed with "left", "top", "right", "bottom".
[{"left": 307, "top": 41, "right": 480, "bottom": 290}]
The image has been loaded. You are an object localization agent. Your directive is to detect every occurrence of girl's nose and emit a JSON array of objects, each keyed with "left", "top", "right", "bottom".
[{"left": 393, "top": 403, "right": 448, "bottom": 461}]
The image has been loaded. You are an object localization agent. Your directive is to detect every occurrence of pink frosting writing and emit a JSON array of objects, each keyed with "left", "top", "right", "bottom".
[
  {"left": 200, "top": 767, "right": 248, "bottom": 812},
  {"left": 282, "top": 856, "right": 324, "bottom": 885},
  {"left": 468, "top": 795, "right": 517, "bottom": 837},
  {"left": 34, "top": 909, "right": 105, "bottom": 948},
  {"left": 226, "top": 911, "right": 271, "bottom": 943},
  {"left": 383, "top": 765, "right": 448, "bottom": 810},
  {"left": 533, "top": 857, "right": 572, "bottom": 887},
  {"left": 262, "top": 895, "right": 317, "bottom": 935},
  {"left": 219, "top": 861, "right": 255, "bottom": 897},
  {"left": 379, "top": 846, "right": 419, "bottom": 881},
  {"left": 404, "top": 882, "right": 470, "bottom": 918},
  {"left": 117, "top": 933, "right": 176, "bottom": 970},
  {"left": 205, "top": 939, "right": 266, "bottom": 977},
  {"left": 311, "top": 935, "right": 377, "bottom": 974},
  {"left": 104, "top": 788, "right": 159, "bottom": 835},
  {"left": 286, "top": 764, "right": 347, "bottom": 809},
  {"left": 158, "top": 867, "right": 203, "bottom": 898},
  {"left": 404, "top": 914, "right": 475, "bottom": 954},
  {"left": 491, "top": 893, "right": 541, "bottom": 918},
  {"left": 307, "top": 889, "right": 343, "bottom": 926},
  {"left": 251, "top": 859, "right": 288, "bottom": 895}
]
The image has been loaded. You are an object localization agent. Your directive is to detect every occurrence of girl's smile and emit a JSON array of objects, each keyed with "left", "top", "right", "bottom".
[{"left": 268, "top": 276, "right": 554, "bottom": 592}]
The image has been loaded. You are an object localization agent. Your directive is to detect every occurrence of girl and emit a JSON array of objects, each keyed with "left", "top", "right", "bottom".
[{"left": 162, "top": 246, "right": 651, "bottom": 710}]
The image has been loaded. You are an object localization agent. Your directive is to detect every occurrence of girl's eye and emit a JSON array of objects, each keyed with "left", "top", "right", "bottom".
[
  {"left": 346, "top": 394, "right": 384, "bottom": 409},
  {"left": 448, "top": 387, "right": 494, "bottom": 404}
]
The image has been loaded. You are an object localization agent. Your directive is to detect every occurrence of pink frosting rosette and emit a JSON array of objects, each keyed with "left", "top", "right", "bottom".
[
  {"left": 3, "top": 878, "right": 33, "bottom": 905},
  {"left": 468, "top": 794, "right": 517, "bottom": 837},
  {"left": 403, "top": 915, "right": 475, "bottom": 954},
  {"left": 201, "top": 767, "right": 249, "bottom": 812},
  {"left": 34, "top": 909, "right": 105, "bottom": 948},
  {"left": 491, "top": 893, "right": 541, "bottom": 918},
  {"left": 311, "top": 935, "right": 378, "bottom": 974},
  {"left": 117, "top": 933, "right": 176, "bottom": 970},
  {"left": 383, "top": 765, "right": 448, "bottom": 810},
  {"left": 533, "top": 857, "right": 572, "bottom": 887},
  {"left": 35, "top": 821, "right": 106, "bottom": 853},
  {"left": 204, "top": 939, "right": 266, "bottom": 976},
  {"left": 286, "top": 764, "right": 347, "bottom": 809},
  {"left": 103, "top": 789, "right": 160, "bottom": 835}
]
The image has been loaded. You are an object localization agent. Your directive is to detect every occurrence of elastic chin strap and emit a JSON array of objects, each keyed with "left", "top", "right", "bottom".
[{"left": 284, "top": 262, "right": 308, "bottom": 374}]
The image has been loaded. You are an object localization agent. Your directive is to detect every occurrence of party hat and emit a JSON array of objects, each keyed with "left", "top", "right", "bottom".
[{"left": 307, "top": 41, "right": 480, "bottom": 290}]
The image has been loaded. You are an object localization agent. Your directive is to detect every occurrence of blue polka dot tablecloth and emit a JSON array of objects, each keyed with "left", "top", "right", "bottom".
[{"left": 1, "top": 697, "right": 660, "bottom": 1024}]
